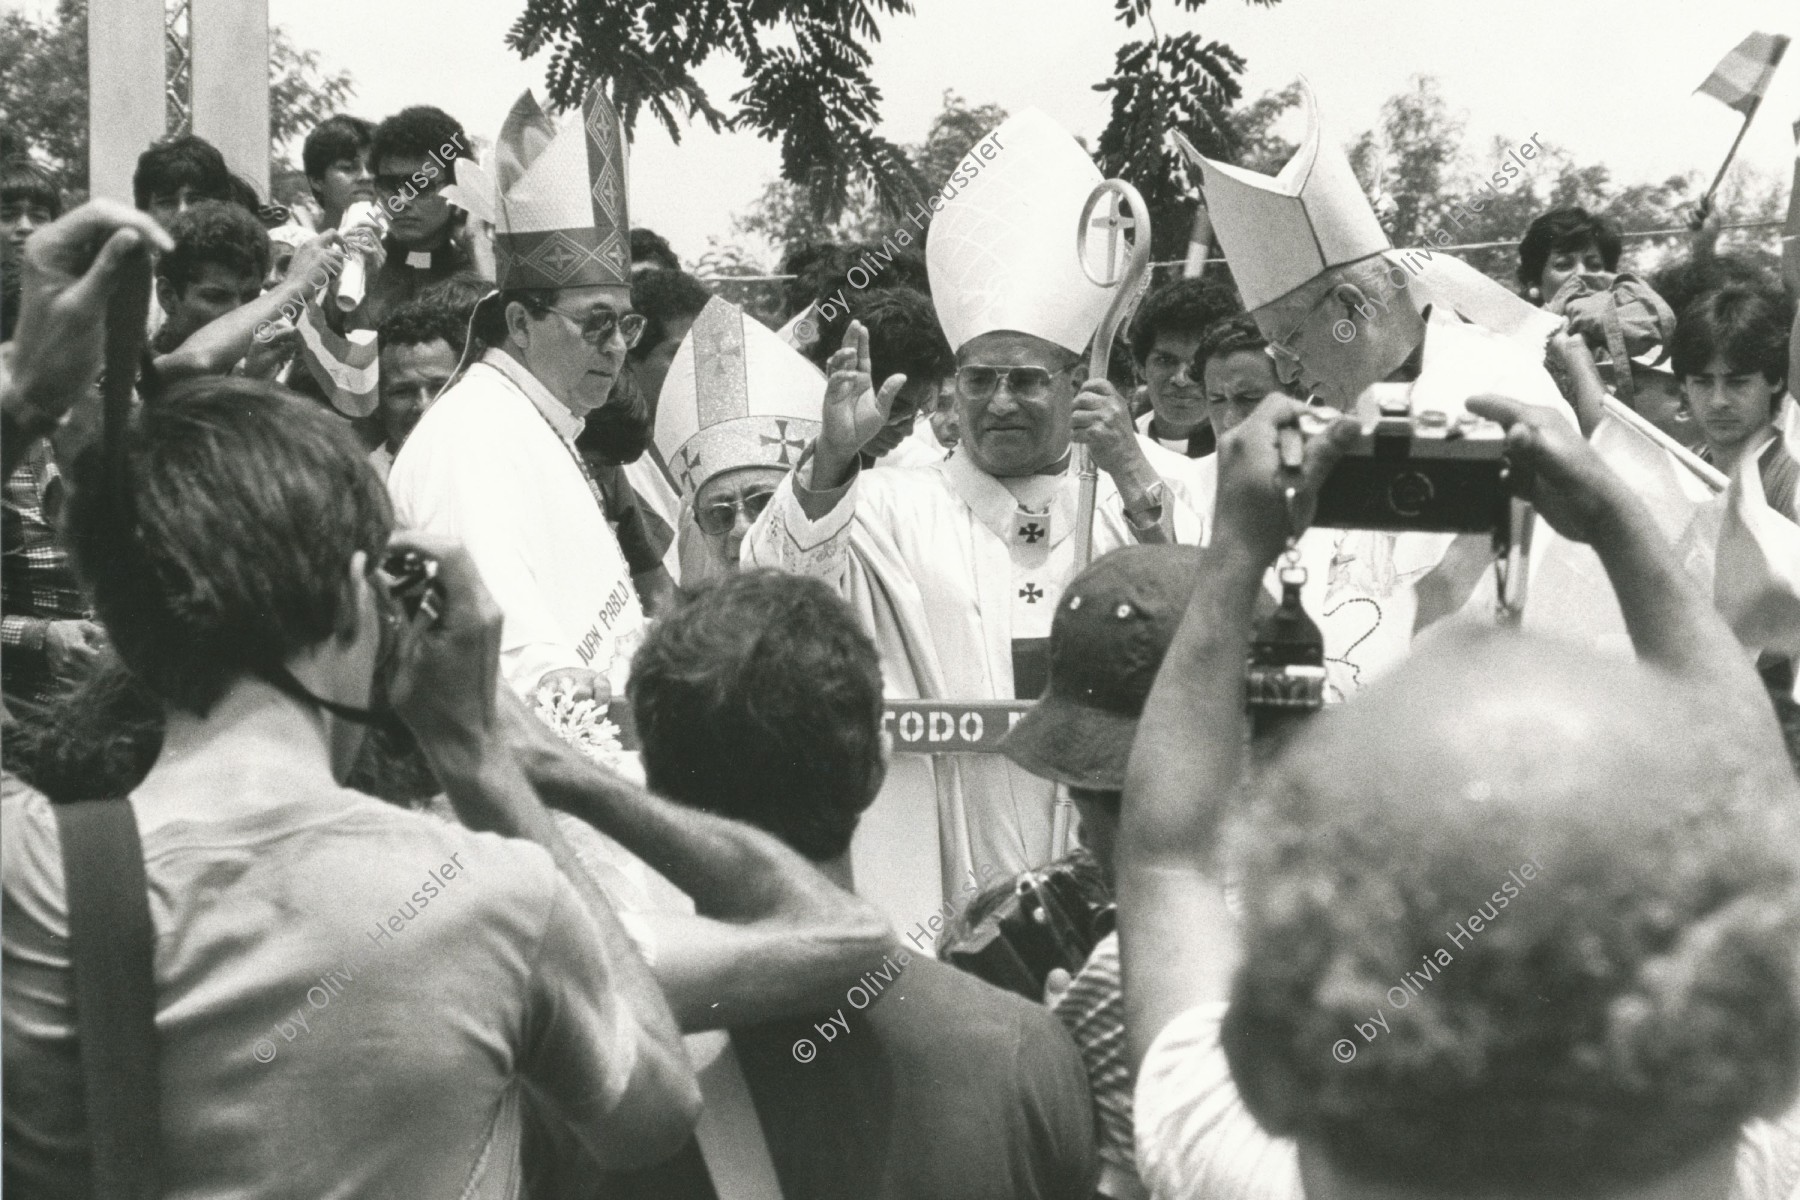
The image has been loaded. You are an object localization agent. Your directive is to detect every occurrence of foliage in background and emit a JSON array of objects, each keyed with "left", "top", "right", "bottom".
[
  {"left": 0, "top": 0, "right": 356, "bottom": 198},
  {"left": 1341, "top": 74, "right": 1785, "bottom": 285},
  {"left": 509, "top": 0, "right": 927, "bottom": 225}
]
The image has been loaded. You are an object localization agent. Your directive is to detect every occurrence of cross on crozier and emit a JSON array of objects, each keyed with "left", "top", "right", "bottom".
[{"left": 1087, "top": 190, "right": 1137, "bottom": 285}]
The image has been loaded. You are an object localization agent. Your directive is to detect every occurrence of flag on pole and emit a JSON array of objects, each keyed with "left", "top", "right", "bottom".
[
  {"left": 293, "top": 296, "right": 380, "bottom": 418},
  {"left": 1695, "top": 31, "right": 1790, "bottom": 116},
  {"left": 1715, "top": 450, "right": 1800, "bottom": 656}
]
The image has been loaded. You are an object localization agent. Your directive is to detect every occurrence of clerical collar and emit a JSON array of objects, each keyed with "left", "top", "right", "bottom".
[
  {"left": 406, "top": 250, "right": 434, "bottom": 269},
  {"left": 998, "top": 452, "right": 1072, "bottom": 511},
  {"left": 481, "top": 347, "right": 583, "bottom": 442}
]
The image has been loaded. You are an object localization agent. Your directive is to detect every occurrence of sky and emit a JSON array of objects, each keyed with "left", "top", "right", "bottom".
[{"left": 14, "top": 0, "right": 1800, "bottom": 264}]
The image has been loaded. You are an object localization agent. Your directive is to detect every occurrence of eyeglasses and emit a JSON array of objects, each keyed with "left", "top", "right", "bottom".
[
  {"left": 1264, "top": 288, "right": 1343, "bottom": 386},
  {"left": 695, "top": 489, "right": 775, "bottom": 536},
  {"left": 955, "top": 364, "right": 1074, "bottom": 402},
  {"left": 543, "top": 305, "right": 647, "bottom": 349}
]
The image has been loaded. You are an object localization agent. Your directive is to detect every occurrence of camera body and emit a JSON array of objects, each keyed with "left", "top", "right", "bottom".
[
  {"left": 380, "top": 549, "right": 445, "bottom": 626},
  {"left": 1312, "top": 390, "right": 1510, "bottom": 533}
]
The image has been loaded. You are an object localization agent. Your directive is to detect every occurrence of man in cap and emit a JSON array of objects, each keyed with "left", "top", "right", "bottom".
[
  {"left": 654, "top": 295, "right": 826, "bottom": 585},
  {"left": 745, "top": 109, "right": 1206, "bottom": 914},
  {"left": 1118, "top": 387, "right": 1800, "bottom": 1200},
  {"left": 390, "top": 84, "right": 646, "bottom": 708},
  {"left": 1000, "top": 543, "right": 1211, "bottom": 1200}
]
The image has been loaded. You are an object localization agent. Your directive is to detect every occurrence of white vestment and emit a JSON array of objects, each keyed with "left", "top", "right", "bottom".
[
  {"left": 388, "top": 348, "right": 646, "bottom": 699},
  {"left": 745, "top": 437, "right": 1203, "bottom": 920}
]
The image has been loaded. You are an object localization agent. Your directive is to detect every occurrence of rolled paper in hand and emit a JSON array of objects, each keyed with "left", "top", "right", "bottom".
[{"left": 335, "top": 201, "right": 386, "bottom": 313}]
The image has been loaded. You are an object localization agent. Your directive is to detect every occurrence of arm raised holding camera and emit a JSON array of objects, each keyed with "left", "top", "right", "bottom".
[{"left": 1120, "top": 394, "right": 1357, "bottom": 1067}]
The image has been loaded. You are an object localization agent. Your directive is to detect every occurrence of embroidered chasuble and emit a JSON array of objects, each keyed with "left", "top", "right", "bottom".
[{"left": 745, "top": 438, "right": 1204, "bottom": 921}]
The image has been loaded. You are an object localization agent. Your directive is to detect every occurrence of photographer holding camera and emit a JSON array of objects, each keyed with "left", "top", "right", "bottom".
[
  {"left": 2, "top": 196, "right": 700, "bottom": 1190},
  {"left": 1118, "top": 386, "right": 1800, "bottom": 1200}
]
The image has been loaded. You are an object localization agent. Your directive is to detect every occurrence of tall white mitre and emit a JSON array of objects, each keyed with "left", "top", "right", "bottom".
[
  {"left": 1174, "top": 82, "right": 1559, "bottom": 349},
  {"left": 443, "top": 81, "right": 631, "bottom": 289},
  {"left": 655, "top": 296, "right": 827, "bottom": 498},
  {"left": 926, "top": 109, "right": 1116, "bottom": 355},
  {"left": 1177, "top": 82, "right": 1389, "bottom": 312}
]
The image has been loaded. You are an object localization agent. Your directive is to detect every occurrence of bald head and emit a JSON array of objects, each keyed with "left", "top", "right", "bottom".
[{"left": 1223, "top": 627, "right": 1800, "bottom": 1196}]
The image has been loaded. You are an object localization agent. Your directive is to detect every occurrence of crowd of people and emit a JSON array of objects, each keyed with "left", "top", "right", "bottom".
[{"left": 2, "top": 63, "right": 1800, "bottom": 1200}]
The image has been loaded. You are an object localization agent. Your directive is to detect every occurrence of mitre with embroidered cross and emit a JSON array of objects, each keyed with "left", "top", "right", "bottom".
[
  {"left": 926, "top": 108, "right": 1117, "bottom": 355},
  {"left": 441, "top": 82, "right": 630, "bottom": 289},
  {"left": 654, "top": 296, "right": 827, "bottom": 499},
  {"left": 1173, "top": 84, "right": 1560, "bottom": 351},
  {"left": 1173, "top": 81, "right": 1389, "bottom": 312}
]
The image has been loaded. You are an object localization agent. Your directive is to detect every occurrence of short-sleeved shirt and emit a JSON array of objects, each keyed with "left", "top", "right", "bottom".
[
  {"left": 2, "top": 774, "right": 641, "bottom": 1199},
  {"left": 1133, "top": 1003, "right": 1800, "bottom": 1200},
  {"left": 1053, "top": 932, "right": 1145, "bottom": 1200}
]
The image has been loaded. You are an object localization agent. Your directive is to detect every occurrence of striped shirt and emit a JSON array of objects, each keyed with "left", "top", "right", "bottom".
[{"left": 1, "top": 440, "right": 91, "bottom": 706}]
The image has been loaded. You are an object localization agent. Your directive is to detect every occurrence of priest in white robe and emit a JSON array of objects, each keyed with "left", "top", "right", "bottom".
[
  {"left": 390, "top": 85, "right": 647, "bottom": 706},
  {"left": 745, "top": 109, "right": 1204, "bottom": 915}
]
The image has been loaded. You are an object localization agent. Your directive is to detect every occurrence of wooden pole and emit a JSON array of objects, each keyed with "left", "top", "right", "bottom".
[{"left": 87, "top": 0, "right": 166, "bottom": 202}]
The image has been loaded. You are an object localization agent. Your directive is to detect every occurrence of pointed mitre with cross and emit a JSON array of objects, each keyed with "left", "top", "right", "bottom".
[
  {"left": 442, "top": 82, "right": 630, "bottom": 290},
  {"left": 1174, "top": 80, "right": 1390, "bottom": 312},
  {"left": 1174, "top": 82, "right": 1558, "bottom": 348},
  {"left": 654, "top": 296, "right": 827, "bottom": 499},
  {"left": 926, "top": 108, "right": 1119, "bottom": 355}
]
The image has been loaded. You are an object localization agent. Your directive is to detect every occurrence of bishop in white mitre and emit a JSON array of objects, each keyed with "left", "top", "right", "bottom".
[
  {"left": 1171, "top": 84, "right": 1574, "bottom": 699},
  {"left": 390, "top": 84, "right": 647, "bottom": 705},
  {"left": 745, "top": 109, "right": 1208, "bottom": 917}
]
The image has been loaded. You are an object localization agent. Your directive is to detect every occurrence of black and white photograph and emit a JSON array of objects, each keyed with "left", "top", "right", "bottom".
[{"left": 2, "top": 0, "right": 1799, "bottom": 1195}]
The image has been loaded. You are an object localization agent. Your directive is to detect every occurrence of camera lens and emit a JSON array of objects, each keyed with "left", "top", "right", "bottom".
[{"left": 1387, "top": 470, "right": 1435, "bottom": 518}]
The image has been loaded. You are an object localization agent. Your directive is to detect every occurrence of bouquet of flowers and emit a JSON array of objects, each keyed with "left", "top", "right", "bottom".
[{"left": 531, "top": 683, "right": 627, "bottom": 774}]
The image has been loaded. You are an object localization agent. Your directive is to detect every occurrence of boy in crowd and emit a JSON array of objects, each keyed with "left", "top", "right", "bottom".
[
  {"left": 151, "top": 200, "right": 270, "bottom": 355},
  {"left": 1673, "top": 286, "right": 1797, "bottom": 521},
  {"left": 1128, "top": 278, "right": 1240, "bottom": 458},
  {"left": 133, "top": 134, "right": 233, "bottom": 230}
]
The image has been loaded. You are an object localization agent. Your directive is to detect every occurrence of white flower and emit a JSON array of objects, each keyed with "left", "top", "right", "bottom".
[{"left": 532, "top": 683, "right": 626, "bottom": 773}]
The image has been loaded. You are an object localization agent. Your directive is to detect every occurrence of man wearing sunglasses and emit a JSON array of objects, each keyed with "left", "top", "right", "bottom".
[
  {"left": 389, "top": 86, "right": 650, "bottom": 713},
  {"left": 745, "top": 109, "right": 1205, "bottom": 916},
  {"left": 333, "top": 106, "right": 476, "bottom": 333}
]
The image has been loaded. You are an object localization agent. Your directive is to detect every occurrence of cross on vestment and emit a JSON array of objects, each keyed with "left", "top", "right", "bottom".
[
  {"left": 1019, "top": 583, "right": 1044, "bottom": 604},
  {"left": 1018, "top": 521, "right": 1045, "bottom": 544},
  {"left": 760, "top": 419, "right": 808, "bottom": 465}
]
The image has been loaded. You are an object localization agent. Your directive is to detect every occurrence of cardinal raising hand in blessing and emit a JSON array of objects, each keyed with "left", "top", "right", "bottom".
[{"left": 810, "top": 320, "right": 910, "bottom": 491}]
